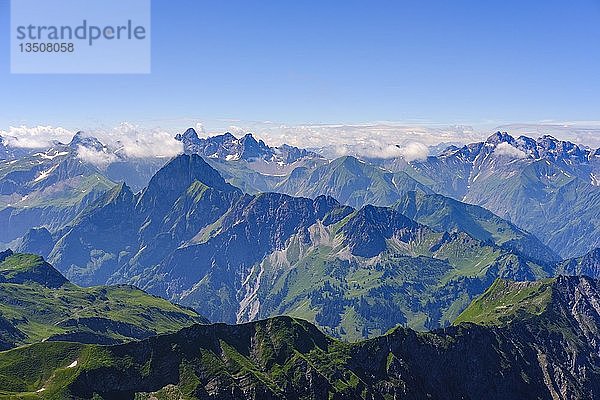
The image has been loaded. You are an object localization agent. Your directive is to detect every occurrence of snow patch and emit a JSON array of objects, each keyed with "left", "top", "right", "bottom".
[{"left": 33, "top": 164, "right": 59, "bottom": 183}]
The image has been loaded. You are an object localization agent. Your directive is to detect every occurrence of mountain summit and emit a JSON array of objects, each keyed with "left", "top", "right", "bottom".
[{"left": 175, "top": 129, "right": 320, "bottom": 164}]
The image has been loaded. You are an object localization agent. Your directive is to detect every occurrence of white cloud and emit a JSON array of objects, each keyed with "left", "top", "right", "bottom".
[
  {"left": 76, "top": 145, "right": 118, "bottom": 166},
  {"left": 194, "top": 123, "right": 207, "bottom": 138},
  {"left": 0, "top": 125, "right": 74, "bottom": 148},
  {"left": 396, "top": 142, "right": 429, "bottom": 161},
  {"left": 200, "top": 122, "right": 483, "bottom": 158},
  {"left": 494, "top": 142, "right": 527, "bottom": 159},
  {"left": 0, "top": 123, "right": 183, "bottom": 161},
  {"left": 101, "top": 123, "right": 183, "bottom": 158},
  {"left": 226, "top": 125, "right": 247, "bottom": 137}
]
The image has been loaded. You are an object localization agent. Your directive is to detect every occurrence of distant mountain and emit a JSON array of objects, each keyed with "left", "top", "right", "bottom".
[
  {"left": 190, "top": 132, "right": 599, "bottom": 259},
  {"left": 176, "top": 128, "right": 321, "bottom": 164},
  {"left": 43, "top": 154, "right": 554, "bottom": 339},
  {"left": 175, "top": 129, "right": 326, "bottom": 190},
  {"left": 2, "top": 275, "right": 600, "bottom": 399},
  {"left": 0, "top": 141, "right": 115, "bottom": 245},
  {"left": 394, "top": 190, "right": 560, "bottom": 265},
  {"left": 0, "top": 131, "right": 174, "bottom": 247},
  {"left": 0, "top": 250, "right": 206, "bottom": 350},
  {"left": 0, "top": 135, "right": 30, "bottom": 161},
  {"left": 275, "top": 155, "right": 434, "bottom": 208},
  {"left": 403, "top": 132, "right": 600, "bottom": 258},
  {"left": 68, "top": 131, "right": 171, "bottom": 190}
]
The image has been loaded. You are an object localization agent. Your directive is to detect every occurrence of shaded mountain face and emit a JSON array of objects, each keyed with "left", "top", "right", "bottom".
[
  {"left": 15, "top": 226, "right": 54, "bottom": 259},
  {"left": 43, "top": 154, "right": 555, "bottom": 339},
  {"left": 48, "top": 154, "right": 242, "bottom": 286},
  {"left": 2, "top": 276, "right": 600, "bottom": 399},
  {"left": 0, "top": 251, "right": 206, "bottom": 350},
  {"left": 555, "top": 247, "right": 600, "bottom": 278},
  {"left": 404, "top": 132, "right": 600, "bottom": 258}
]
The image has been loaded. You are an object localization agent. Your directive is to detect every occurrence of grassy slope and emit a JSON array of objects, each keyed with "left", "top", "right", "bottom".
[
  {"left": 0, "top": 253, "right": 206, "bottom": 348},
  {"left": 239, "top": 217, "right": 549, "bottom": 340},
  {"left": 453, "top": 278, "right": 554, "bottom": 326},
  {"left": 0, "top": 318, "right": 356, "bottom": 399}
]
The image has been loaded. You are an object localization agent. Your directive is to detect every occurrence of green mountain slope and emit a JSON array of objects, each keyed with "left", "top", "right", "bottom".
[
  {"left": 1, "top": 275, "right": 599, "bottom": 399},
  {"left": 394, "top": 190, "right": 560, "bottom": 264},
  {"left": 453, "top": 278, "right": 554, "bottom": 326},
  {"left": 0, "top": 250, "right": 206, "bottom": 350},
  {"left": 140, "top": 197, "right": 551, "bottom": 339}
]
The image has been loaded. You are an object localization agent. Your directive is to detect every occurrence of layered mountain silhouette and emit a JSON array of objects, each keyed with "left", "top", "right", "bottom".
[
  {"left": 28, "top": 153, "right": 591, "bottom": 339},
  {"left": 1, "top": 275, "right": 599, "bottom": 399}
]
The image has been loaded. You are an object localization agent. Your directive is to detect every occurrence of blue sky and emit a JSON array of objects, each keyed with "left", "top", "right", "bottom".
[{"left": 1, "top": 0, "right": 600, "bottom": 133}]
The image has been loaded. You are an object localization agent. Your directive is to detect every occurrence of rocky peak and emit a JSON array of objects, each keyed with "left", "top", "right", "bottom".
[
  {"left": 341, "top": 205, "right": 420, "bottom": 257},
  {"left": 239, "top": 133, "right": 272, "bottom": 159},
  {"left": 486, "top": 131, "right": 515, "bottom": 145},
  {"left": 174, "top": 128, "right": 201, "bottom": 144},
  {"left": 138, "top": 154, "right": 240, "bottom": 217},
  {"left": 175, "top": 129, "right": 319, "bottom": 164},
  {"left": 68, "top": 131, "right": 105, "bottom": 152}
]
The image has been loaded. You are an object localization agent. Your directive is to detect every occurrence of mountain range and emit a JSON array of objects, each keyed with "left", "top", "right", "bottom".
[
  {"left": 1, "top": 127, "right": 600, "bottom": 397},
  {"left": 12, "top": 152, "right": 595, "bottom": 341},
  {"left": 0, "top": 132, "right": 171, "bottom": 248},
  {"left": 173, "top": 130, "right": 599, "bottom": 259},
  {"left": 0, "top": 275, "right": 599, "bottom": 399},
  {"left": 2, "top": 130, "right": 599, "bottom": 335}
]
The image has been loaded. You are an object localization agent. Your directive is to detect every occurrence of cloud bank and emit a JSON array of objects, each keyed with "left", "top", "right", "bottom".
[
  {"left": 220, "top": 122, "right": 480, "bottom": 159},
  {"left": 2, "top": 121, "right": 598, "bottom": 165},
  {"left": 0, "top": 124, "right": 183, "bottom": 166},
  {"left": 0, "top": 126, "right": 74, "bottom": 148}
]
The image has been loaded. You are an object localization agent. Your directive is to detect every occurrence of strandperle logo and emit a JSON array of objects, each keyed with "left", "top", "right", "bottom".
[
  {"left": 11, "top": 0, "right": 151, "bottom": 74},
  {"left": 15, "top": 20, "right": 147, "bottom": 46}
]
